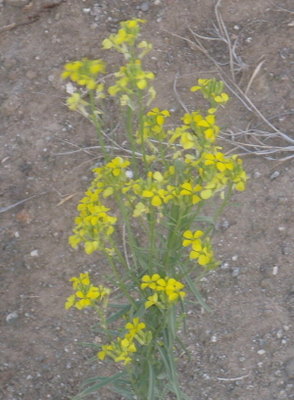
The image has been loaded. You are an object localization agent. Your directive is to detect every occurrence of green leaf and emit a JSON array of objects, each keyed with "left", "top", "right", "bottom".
[
  {"left": 72, "top": 371, "right": 127, "bottom": 399},
  {"left": 147, "top": 360, "right": 155, "bottom": 400},
  {"left": 107, "top": 304, "right": 131, "bottom": 323},
  {"left": 184, "top": 274, "right": 211, "bottom": 311}
]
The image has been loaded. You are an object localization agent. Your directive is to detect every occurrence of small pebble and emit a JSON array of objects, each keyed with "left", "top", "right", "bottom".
[
  {"left": 253, "top": 170, "right": 262, "bottom": 179},
  {"left": 6, "top": 311, "right": 18, "bottom": 323},
  {"left": 140, "top": 2, "right": 150, "bottom": 11},
  {"left": 221, "top": 262, "right": 230, "bottom": 270},
  {"left": 65, "top": 82, "right": 75, "bottom": 95},
  {"left": 272, "top": 266, "right": 279, "bottom": 275},
  {"left": 232, "top": 255, "right": 238, "bottom": 261},
  {"left": 257, "top": 349, "right": 266, "bottom": 355},
  {"left": 218, "top": 218, "right": 230, "bottom": 231},
  {"left": 232, "top": 267, "right": 240, "bottom": 277},
  {"left": 270, "top": 170, "right": 280, "bottom": 180},
  {"left": 30, "top": 250, "right": 39, "bottom": 257},
  {"left": 125, "top": 170, "right": 134, "bottom": 178},
  {"left": 283, "top": 325, "right": 289, "bottom": 331},
  {"left": 276, "top": 329, "right": 283, "bottom": 339},
  {"left": 26, "top": 70, "right": 37, "bottom": 80}
]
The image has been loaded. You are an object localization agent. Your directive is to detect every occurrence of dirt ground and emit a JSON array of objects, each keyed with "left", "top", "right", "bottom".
[{"left": 0, "top": 0, "right": 293, "bottom": 399}]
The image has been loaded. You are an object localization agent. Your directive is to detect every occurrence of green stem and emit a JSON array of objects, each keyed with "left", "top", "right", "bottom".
[
  {"left": 88, "top": 90, "right": 108, "bottom": 160},
  {"left": 106, "top": 252, "right": 136, "bottom": 306}
]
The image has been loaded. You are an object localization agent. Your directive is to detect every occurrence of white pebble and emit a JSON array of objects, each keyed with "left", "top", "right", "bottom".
[
  {"left": 257, "top": 349, "right": 266, "bottom": 355},
  {"left": 6, "top": 311, "right": 18, "bottom": 323},
  {"left": 125, "top": 170, "right": 134, "bottom": 178},
  {"left": 276, "top": 329, "right": 283, "bottom": 338},
  {"left": 272, "top": 266, "right": 279, "bottom": 275},
  {"left": 30, "top": 250, "right": 39, "bottom": 257},
  {"left": 232, "top": 255, "right": 238, "bottom": 261},
  {"left": 65, "top": 82, "right": 76, "bottom": 95}
]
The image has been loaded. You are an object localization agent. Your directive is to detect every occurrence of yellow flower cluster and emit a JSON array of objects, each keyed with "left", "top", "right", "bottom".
[
  {"left": 191, "top": 78, "right": 229, "bottom": 106},
  {"left": 182, "top": 230, "right": 218, "bottom": 268},
  {"left": 61, "top": 58, "right": 106, "bottom": 90},
  {"left": 98, "top": 317, "right": 150, "bottom": 365},
  {"left": 65, "top": 272, "right": 110, "bottom": 310},
  {"left": 69, "top": 157, "right": 132, "bottom": 255},
  {"left": 195, "top": 150, "right": 248, "bottom": 196},
  {"left": 136, "top": 107, "right": 170, "bottom": 146},
  {"left": 68, "top": 191, "right": 117, "bottom": 255},
  {"left": 108, "top": 59, "right": 155, "bottom": 101},
  {"left": 168, "top": 111, "right": 220, "bottom": 150},
  {"left": 141, "top": 274, "right": 186, "bottom": 309},
  {"left": 102, "top": 19, "right": 147, "bottom": 55}
]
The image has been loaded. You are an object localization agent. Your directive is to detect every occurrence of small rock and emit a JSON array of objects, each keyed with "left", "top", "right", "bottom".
[
  {"left": 218, "top": 218, "right": 230, "bottom": 231},
  {"left": 125, "top": 170, "right": 134, "bottom": 178},
  {"left": 30, "top": 250, "right": 39, "bottom": 257},
  {"left": 26, "top": 70, "right": 37, "bottom": 80},
  {"left": 270, "top": 170, "right": 280, "bottom": 180},
  {"left": 276, "top": 329, "right": 283, "bottom": 339},
  {"left": 232, "top": 267, "right": 240, "bottom": 277},
  {"left": 272, "top": 266, "right": 279, "bottom": 275},
  {"left": 232, "top": 255, "right": 238, "bottom": 261},
  {"left": 221, "top": 262, "right": 230, "bottom": 270},
  {"left": 65, "top": 82, "right": 75, "bottom": 95},
  {"left": 253, "top": 170, "right": 262, "bottom": 178},
  {"left": 211, "top": 335, "right": 217, "bottom": 343},
  {"left": 257, "top": 349, "right": 266, "bottom": 355},
  {"left": 140, "top": 2, "right": 150, "bottom": 11},
  {"left": 6, "top": 311, "right": 18, "bottom": 323},
  {"left": 259, "top": 278, "right": 274, "bottom": 290}
]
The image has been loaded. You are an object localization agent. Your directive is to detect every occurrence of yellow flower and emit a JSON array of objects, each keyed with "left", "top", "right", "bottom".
[
  {"left": 182, "top": 230, "right": 204, "bottom": 248},
  {"left": 180, "top": 182, "right": 202, "bottom": 204},
  {"left": 125, "top": 317, "right": 146, "bottom": 340},
  {"left": 145, "top": 293, "right": 159, "bottom": 309}
]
